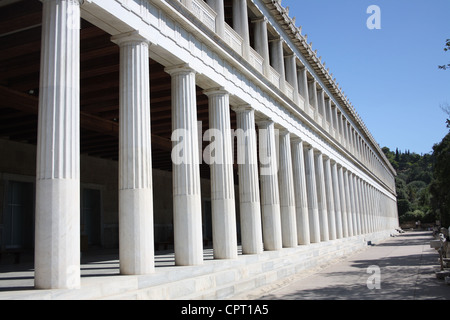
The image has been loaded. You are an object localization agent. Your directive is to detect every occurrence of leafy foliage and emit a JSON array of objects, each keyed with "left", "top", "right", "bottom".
[
  {"left": 382, "top": 147, "right": 434, "bottom": 224},
  {"left": 430, "top": 132, "right": 450, "bottom": 226},
  {"left": 438, "top": 38, "right": 450, "bottom": 70},
  {"left": 382, "top": 106, "right": 450, "bottom": 227}
]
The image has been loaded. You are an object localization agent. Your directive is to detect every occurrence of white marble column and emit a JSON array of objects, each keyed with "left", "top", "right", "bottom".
[
  {"left": 285, "top": 55, "right": 299, "bottom": 104},
  {"left": 298, "top": 67, "right": 309, "bottom": 111},
  {"left": 304, "top": 146, "right": 321, "bottom": 243},
  {"left": 278, "top": 130, "right": 298, "bottom": 248},
  {"left": 233, "top": 105, "right": 263, "bottom": 254},
  {"left": 368, "top": 185, "right": 375, "bottom": 233},
  {"left": 257, "top": 120, "right": 282, "bottom": 251},
  {"left": 323, "top": 156, "right": 337, "bottom": 240},
  {"left": 338, "top": 166, "right": 349, "bottom": 238},
  {"left": 204, "top": 88, "right": 238, "bottom": 259},
  {"left": 343, "top": 169, "right": 354, "bottom": 237},
  {"left": 360, "top": 181, "right": 369, "bottom": 234},
  {"left": 331, "top": 161, "right": 343, "bottom": 239},
  {"left": 111, "top": 32, "right": 155, "bottom": 275},
  {"left": 270, "top": 38, "right": 286, "bottom": 90},
  {"left": 318, "top": 89, "right": 326, "bottom": 125},
  {"left": 332, "top": 105, "right": 339, "bottom": 138},
  {"left": 291, "top": 138, "right": 310, "bottom": 245},
  {"left": 309, "top": 80, "right": 318, "bottom": 118},
  {"left": 166, "top": 64, "right": 203, "bottom": 266},
  {"left": 354, "top": 175, "right": 363, "bottom": 235},
  {"left": 314, "top": 151, "right": 329, "bottom": 242},
  {"left": 35, "top": 0, "right": 82, "bottom": 290},
  {"left": 207, "top": 0, "right": 225, "bottom": 38},
  {"left": 327, "top": 99, "right": 335, "bottom": 133},
  {"left": 253, "top": 18, "right": 270, "bottom": 76},
  {"left": 348, "top": 172, "right": 358, "bottom": 235},
  {"left": 356, "top": 178, "right": 365, "bottom": 234},
  {"left": 339, "top": 113, "right": 345, "bottom": 146},
  {"left": 233, "top": 0, "right": 250, "bottom": 58}
]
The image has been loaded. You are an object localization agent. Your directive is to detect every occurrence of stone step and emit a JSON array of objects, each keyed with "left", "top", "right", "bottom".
[
  {"left": 100, "top": 233, "right": 380, "bottom": 300},
  {"left": 0, "top": 230, "right": 394, "bottom": 300}
]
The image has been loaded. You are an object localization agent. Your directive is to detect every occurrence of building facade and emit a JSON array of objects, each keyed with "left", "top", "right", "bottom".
[{"left": 0, "top": 0, "right": 398, "bottom": 294}]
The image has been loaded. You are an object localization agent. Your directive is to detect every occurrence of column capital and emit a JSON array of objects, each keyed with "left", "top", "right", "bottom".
[
  {"left": 255, "top": 118, "right": 274, "bottom": 128},
  {"left": 290, "top": 135, "right": 304, "bottom": 143},
  {"left": 278, "top": 128, "right": 291, "bottom": 137},
  {"left": 111, "top": 31, "right": 150, "bottom": 46},
  {"left": 269, "top": 37, "right": 283, "bottom": 44},
  {"left": 313, "top": 149, "right": 323, "bottom": 155},
  {"left": 164, "top": 63, "right": 197, "bottom": 76},
  {"left": 231, "top": 104, "right": 254, "bottom": 113},
  {"left": 251, "top": 16, "right": 268, "bottom": 24},
  {"left": 203, "top": 87, "right": 228, "bottom": 97}
]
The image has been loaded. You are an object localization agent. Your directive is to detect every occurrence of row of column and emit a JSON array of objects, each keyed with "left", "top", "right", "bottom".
[
  {"left": 201, "top": 0, "right": 394, "bottom": 192},
  {"left": 34, "top": 0, "right": 397, "bottom": 290}
]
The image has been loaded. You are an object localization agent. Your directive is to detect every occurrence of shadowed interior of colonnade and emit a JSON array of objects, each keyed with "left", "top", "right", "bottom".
[{"left": 0, "top": 0, "right": 252, "bottom": 290}]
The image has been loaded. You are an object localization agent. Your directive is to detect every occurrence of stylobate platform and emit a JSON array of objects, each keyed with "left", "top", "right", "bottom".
[{"left": 0, "top": 230, "right": 396, "bottom": 300}]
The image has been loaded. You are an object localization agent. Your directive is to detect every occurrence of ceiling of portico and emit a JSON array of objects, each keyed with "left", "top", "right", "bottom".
[{"left": 0, "top": 0, "right": 240, "bottom": 179}]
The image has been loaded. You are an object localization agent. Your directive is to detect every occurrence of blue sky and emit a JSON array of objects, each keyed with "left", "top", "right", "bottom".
[{"left": 282, "top": 0, "right": 450, "bottom": 155}]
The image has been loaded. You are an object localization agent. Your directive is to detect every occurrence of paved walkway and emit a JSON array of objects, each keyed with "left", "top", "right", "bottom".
[{"left": 238, "top": 231, "right": 450, "bottom": 300}]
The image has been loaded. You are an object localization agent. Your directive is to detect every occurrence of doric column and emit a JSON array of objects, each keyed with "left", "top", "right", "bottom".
[
  {"left": 343, "top": 118, "right": 350, "bottom": 149},
  {"left": 166, "top": 64, "right": 203, "bottom": 266},
  {"left": 257, "top": 120, "right": 282, "bottom": 251},
  {"left": 304, "top": 146, "right": 321, "bottom": 243},
  {"left": 291, "top": 138, "right": 310, "bottom": 245},
  {"left": 270, "top": 38, "right": 286, "bottom": 90},
  {"left": 331, "top": 161, "right": 343, "bottom": 239},
  {"left": 327, "top": 99, "right": 334, "bottom": 132},
  {"left": 354, "top": 176, "right": 363, "bottom": 234},
  {"left": 111, "top": 32, "right": 155, "bottom": 275},
  {"left": 323, "top": 156, "right": 337, "bottom": 240},
  {"left": 298, "top": 67, "right": 309, "bottom": 111},
  {"left": 35, "top": 0, "right": 82, "bottom": 290},
  {"left": 364, "top": 182, "right": 372, "bottom": 233},
  {"left": 318, "top": 88, "right": 326, "bottom": 124},
  {"left": 356, "top": 178, "right": 365, "bottom": 234},
  {"left": 343, "top": 169, "right": 354, "bottom": 236},
  {"left": 204, "top": 88, "right": 238, "bottom": 259},
  {"left": 253, "top": 17, "right": 270, "bottom": 76},
  {"left": 309, "top": 80, "right": 318, "bottom": 118},
  {"left": 361, "top": 181, "right": 369, "bottom": 234},
  {"left": 285, "top": 55, "right": 299, "bottom": 104},
  {"left": 207, "top": 0, "right": 225, "bottom": 38},
  {"left": 278, "top": 130, "right": 298, "bottom": 248},
  {"left": 338, "top": 166, "right": 349, "bottom": 238},
  {"left": 374, "top": 188, "right": 380, "bottom": 231},
  {"left": 233, "top": 0, "right": 250, "bottom": 58},
  {"left": 339, "top": 113, "right": 345, "bottom": 145},
  {"left": 368, "top": 185, "right": 375, "bottom": 232},
  {"left": 347, "top": 172, "right": 358, "bottom": 235},
  {"left": 233, "top": 105, "right": 263, "bottom": 254},
  {"left": 332, "top": 104, "right": 339, "bottom": 138},
  {"left": 314, "top": 151, "right": 329, "bottom": 242}
]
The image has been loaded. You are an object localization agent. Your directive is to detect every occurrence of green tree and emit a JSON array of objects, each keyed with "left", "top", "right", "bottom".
[
  {"left": 430, "top": 131, "right": 450, "bottom": 226},
  {"left": 382, "top": 147, "right": 435, "bottom": 224},
  {"left": 438, "top": 38, "right": 450, "bottom": 70}
]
